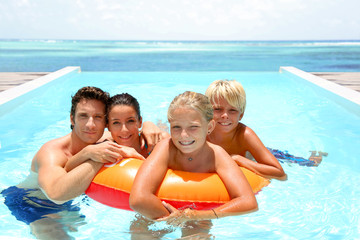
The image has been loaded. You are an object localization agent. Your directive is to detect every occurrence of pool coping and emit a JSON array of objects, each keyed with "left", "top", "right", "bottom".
[
  {"left": 0, "top": 66, "right": 81, "bottom": 106},
  {"left": 280, "top": 66, "right": 360, "bottom": 106},
  {"left": 0, "top": 66, "right": 359, "bottom": 111}
]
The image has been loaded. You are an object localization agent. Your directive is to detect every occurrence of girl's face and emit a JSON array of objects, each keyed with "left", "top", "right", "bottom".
[
  {"left": 170, "top": 107, "right": 214, "bottom": 154},
  {"left": 107, "top": 105, "right": 142, "bottom": 147},
  {"left": 212, "top": 97, "right": 243, "bottom": 133}
]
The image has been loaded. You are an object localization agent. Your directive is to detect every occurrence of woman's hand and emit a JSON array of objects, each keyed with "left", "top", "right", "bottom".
[
  {"left": 157, "top": 202, "right": 195, "bottom": 227},
  {"left": 140, "top": 121, "right": 170, "bottom": 153}
]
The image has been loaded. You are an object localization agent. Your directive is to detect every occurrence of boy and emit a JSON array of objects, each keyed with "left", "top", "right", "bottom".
[{"left": 205, "top": 80, "right": 287, "bottom": 180}]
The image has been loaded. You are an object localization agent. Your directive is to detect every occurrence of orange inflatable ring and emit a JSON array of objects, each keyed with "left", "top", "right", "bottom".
[{"left": 86, "top": 158, "right": 270, "bottom": 210}]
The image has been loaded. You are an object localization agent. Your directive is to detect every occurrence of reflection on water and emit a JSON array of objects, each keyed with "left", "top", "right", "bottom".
[{"left": 129, "top": 214, "right": 214, "bottom": 240}]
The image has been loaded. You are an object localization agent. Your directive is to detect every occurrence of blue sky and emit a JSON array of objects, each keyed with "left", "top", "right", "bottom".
[{"left": 1, "top": 0, "right": 359, "bottom": 40}]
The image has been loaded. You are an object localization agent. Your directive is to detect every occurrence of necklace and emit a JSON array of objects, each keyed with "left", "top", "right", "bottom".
[{"left": 188, "top": 157, "right": 193, "bottom": 161}]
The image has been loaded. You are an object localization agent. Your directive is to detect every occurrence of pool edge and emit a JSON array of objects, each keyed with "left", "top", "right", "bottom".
[
  {"left": 0, "top": 66, "right": 81, "bottom": 106},
  {"left": 279, "top": 66, "right": 360, "bottom": 106}
]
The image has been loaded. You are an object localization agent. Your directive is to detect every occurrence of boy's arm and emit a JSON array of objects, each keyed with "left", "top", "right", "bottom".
[{"left": 237, "top": 127, "right": 287, "bottom": 180}]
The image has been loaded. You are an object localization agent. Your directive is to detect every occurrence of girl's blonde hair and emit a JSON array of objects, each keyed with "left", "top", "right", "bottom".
[
  {"left": 205, "top": 79, "right": 246, "bottom": 114},
  {"left": 168, "top": 91, "right": 213, "bottom": 122}
]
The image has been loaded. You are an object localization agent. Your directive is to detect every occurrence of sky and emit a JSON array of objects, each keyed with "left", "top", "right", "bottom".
[{"left": 0, "top": 0, "right": 359, "bottom": 40}]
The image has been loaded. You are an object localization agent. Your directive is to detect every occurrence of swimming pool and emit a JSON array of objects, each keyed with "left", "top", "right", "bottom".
[{"left": 0, "top": 68, "right": 359, "bottom": 239}]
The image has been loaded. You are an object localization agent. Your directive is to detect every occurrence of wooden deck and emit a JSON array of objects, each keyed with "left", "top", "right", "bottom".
[
  {"left": 0, "top": 72, "right": 49, "bottom": 92},
  {"left": 0, "top": 71, "right": 360, "bottom": 92},
  {"left": 311, "top": 72, "right": 360, "bottom": 92}
]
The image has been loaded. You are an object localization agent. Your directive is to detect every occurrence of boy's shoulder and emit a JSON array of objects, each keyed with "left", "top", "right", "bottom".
[{"left": 235, "top": 123, "right": 257, "bottom": 139}]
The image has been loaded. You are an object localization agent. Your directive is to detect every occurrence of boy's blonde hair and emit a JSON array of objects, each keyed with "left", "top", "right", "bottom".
[
  {"left": 168, "top": 91, "right": 213, "bottom": 122},
  {"left": 205, "top": 79, "right": 246, "bottom": 114}
]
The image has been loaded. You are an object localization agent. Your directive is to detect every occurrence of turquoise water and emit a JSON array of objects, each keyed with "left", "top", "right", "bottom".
[
  {"left": 1, "top": 40, "right": 360, "bottom": 72},
  {"left": 0, "top": 71, "right": 359, "bottom": 239}
]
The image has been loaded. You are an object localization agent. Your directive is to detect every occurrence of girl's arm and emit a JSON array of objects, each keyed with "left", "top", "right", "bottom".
[
  {"left": 236, "top": 126, "right": 287, "bottom": 180},
  {"left": 212, "top": 147, "right": 258, "bottom": 217},
  {"left": 129, "top": 139, "right": 172, "bottom": 220},
  {"left": 158, "top": 145, "right": 258, "bottom": 225}
]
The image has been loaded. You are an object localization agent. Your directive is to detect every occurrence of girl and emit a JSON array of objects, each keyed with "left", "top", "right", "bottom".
[{"left": 130, "top": 91, "right": 257, "bottom": 225}]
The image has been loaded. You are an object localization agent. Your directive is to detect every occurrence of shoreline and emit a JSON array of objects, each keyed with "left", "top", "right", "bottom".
[{"left": 0, "top": 71, "right": 359, "bottom": 93}]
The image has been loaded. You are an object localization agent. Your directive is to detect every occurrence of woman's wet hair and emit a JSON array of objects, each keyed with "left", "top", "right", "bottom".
[{"left": 107, "top": 93, "right": 141, "bottom": 121}]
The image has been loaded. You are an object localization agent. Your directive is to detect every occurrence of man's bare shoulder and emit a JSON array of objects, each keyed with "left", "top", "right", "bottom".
[
  {"left": 32, "top": 134, "right": 71, "bottom": 170},
  {"left": 39, "top": 134, "right": 71, "bottom": 151}
]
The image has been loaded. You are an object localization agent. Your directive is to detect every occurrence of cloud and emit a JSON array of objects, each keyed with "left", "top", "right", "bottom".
[{"left": 0, "top": 0, "right": 359, "bottom": 40}]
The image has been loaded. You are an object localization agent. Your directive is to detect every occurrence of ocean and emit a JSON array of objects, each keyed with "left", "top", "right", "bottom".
[{"left": 1, "top": 40, "right": 360, "bottom": 72}]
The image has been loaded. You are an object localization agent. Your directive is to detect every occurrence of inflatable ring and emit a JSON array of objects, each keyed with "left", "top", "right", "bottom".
[{"left": 86, "top": 158, "right": 270, "bottom": 210}]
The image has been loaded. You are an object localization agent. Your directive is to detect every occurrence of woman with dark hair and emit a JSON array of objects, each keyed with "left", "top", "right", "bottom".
[{"left": 107, "top": 93, "right": 169, "bottom": 158}]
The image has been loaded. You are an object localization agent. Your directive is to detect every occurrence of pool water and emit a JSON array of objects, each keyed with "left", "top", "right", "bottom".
[{"left": 0, "top": 71, "right": 359, "bottom": 239}]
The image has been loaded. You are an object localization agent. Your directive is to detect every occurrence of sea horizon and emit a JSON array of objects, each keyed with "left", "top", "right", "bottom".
[
  {"left": 2, "top": 38, "right": 360, "bottom": 41},
  {"left": 1, "top": 39, "right": 359, "bottom": 72}
]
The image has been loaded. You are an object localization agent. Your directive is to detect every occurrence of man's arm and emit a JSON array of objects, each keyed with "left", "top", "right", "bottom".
[
  {"left": 64, "top": 141, "right": 145, "bottom": 172},
  {"left": 35, "top": 143, "right": 103, "bottom": 203}
]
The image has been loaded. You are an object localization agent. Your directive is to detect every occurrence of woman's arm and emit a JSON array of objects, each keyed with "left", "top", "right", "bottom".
[
  {"left": 237, "top": 127, "right": 287, "bottom": 180},
  {"left": 140, "top": 121, "right": 170, "bottom": 153},
  {"left": 129, "top": 139, "right": 172, "bottom": 220}
]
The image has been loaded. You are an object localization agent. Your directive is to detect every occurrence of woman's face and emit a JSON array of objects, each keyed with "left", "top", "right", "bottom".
[{"left": 107, "top": 105, "right": 142, "bottom": 147}]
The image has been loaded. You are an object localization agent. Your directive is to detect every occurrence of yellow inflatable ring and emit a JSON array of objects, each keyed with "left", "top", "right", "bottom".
[{"left": 86, "top": 158, "right": 270, "bottom": 210}]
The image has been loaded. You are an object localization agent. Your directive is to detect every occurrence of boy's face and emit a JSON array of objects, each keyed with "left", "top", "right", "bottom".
[{"left": 211, "top": 97, "right": 243, "bottom": 133}]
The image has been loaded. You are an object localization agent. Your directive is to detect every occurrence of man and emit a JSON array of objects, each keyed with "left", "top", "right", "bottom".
[
  {"left": 2, "top": 86, "right": 165, "bottom": 238},
  {"left": 34, "top": 86, "right": 166, "bottom": 203}
]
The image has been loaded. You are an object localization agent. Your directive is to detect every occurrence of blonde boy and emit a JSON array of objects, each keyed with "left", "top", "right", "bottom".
[{"left": 205, "top": 80, "right": 286, "bottom": 180}]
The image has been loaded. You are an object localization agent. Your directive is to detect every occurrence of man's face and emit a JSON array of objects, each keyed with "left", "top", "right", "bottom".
[{"left": 71, "top": 99, "right": 106, "bottom": 144}]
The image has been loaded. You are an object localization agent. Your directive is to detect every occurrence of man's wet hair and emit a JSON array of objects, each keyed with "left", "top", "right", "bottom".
[{"left": 70, "top": 86, "right": 110, "bottom": 129}]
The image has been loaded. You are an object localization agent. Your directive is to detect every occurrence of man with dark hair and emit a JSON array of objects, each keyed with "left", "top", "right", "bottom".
[
  {"left": 2, "top": 86, "right": 166, "bottom": 238},
  {"left": 33, "top": 86, "right": 142, "bottom": 203}
]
